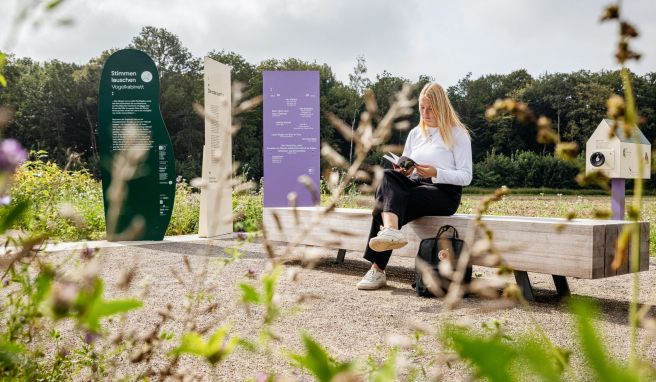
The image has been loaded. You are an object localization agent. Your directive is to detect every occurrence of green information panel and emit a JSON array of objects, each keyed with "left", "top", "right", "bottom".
[{"left": 98, "top": 49, "right": 175, "bottom": 241}]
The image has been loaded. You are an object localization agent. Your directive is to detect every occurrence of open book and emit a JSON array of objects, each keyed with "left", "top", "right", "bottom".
[{"left": 382, "top": 152, "right": 416, "bottom": 170}]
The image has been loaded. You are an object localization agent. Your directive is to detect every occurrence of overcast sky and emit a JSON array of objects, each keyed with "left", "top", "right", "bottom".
[{"left": 2, "top": 0, "right": 654, "bottom": 88}]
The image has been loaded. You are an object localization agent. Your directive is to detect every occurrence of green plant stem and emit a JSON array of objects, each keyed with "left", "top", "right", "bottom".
[
  {"left": 521, "top": 300, "right": 580, "bottom": 381},
  {"left": 621, "top": 67, "right": 643, "bottom": 367}
]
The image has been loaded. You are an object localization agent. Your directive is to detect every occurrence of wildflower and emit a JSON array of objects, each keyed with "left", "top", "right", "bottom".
[
  {"left": 245, "top": 266, "right": 256, "bottom": 278},
  {"left": 0, "top": 195, "right": 10, "bottom": 206},
  {"left": 0, "top": 139, "right": 27, "bottom": 173},
  {"left": 235, "top": 231, "right": 248, "bottom": 241},
  {"left": 51, "top": 281, "right": 79, "bottom": 317},
  {"left": 80, "top": 246, "right": 96, "bottom": 260},
  {"left": 85, "top": 331, "right": 99, "bottom": 345}
]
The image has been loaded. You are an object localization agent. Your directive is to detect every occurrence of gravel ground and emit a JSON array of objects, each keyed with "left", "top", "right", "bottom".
[{"left": 43, "top": 236, "right": 656, "bottom": 381}]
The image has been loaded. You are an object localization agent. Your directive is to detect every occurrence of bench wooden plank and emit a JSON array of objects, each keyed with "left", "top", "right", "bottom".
[{"left": 263, "top": 207, "right": 650, "bottom": 279}]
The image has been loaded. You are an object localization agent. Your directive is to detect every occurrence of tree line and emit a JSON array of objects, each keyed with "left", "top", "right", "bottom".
[{"left": 1, "top": 26, "right": 654, "bottom": 185}]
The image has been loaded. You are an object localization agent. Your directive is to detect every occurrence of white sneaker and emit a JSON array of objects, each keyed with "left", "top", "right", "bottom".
[
  {"left": 357, "top": 268, "right": 387, "bottom": 290},
  {"left": 368, "top": 226, "right": 408, "bottom": 252}
]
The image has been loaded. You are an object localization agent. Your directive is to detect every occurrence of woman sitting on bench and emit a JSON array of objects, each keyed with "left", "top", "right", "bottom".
[{"left": 357, "top": 82, "right": 473, "bottom": 290}]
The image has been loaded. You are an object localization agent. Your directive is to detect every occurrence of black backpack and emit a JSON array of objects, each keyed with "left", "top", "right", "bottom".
[{"left": 412, "top": 225, "right": 472, "bottom": 297}]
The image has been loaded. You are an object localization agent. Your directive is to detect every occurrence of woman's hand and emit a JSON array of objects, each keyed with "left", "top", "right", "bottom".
[
  {"left": 414, "top": 164, "right": 437, "bottom": 179},
  {"left": 393, "top": 164, "right": 415, "bottom": 177}
]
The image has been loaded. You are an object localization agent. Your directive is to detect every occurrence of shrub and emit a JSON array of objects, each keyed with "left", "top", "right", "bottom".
[
  {"left": 472, "top": 150, "right": 581, "bottom": 189},
  {"left": 6, "top": 154, "right": 105, "bottom": 241},
  {"left": 166, "top": 181, "right": 200, "bottom": 235},
  {"left": 5, "top": 156, "right": 203, "bottom": 240},
  {"left": 233, "top": 191, "right": 263, "bottom": 232}
]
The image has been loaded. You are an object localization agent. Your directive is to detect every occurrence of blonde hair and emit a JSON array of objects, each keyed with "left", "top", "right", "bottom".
[{"left": 418, "top": 82, "right": 470, "bottom": 149}]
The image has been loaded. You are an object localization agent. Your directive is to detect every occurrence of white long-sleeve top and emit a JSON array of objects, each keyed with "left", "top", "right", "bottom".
[{"left": 402, "top": 126, "right": 473, "bottom": 186}]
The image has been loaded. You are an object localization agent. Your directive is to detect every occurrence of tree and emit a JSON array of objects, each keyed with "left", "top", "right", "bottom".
[{"left": 130, "top": 26, "right": 200, "bottom": 77}]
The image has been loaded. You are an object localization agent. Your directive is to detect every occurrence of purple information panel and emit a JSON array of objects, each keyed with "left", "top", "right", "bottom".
[{"left": 263, "top": 71, "right": 320, "bottom": 207}]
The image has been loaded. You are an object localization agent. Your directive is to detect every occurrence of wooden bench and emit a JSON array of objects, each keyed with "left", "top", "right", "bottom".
[{"left": 263, "top": 207, "right": 650, "bottom": 300}]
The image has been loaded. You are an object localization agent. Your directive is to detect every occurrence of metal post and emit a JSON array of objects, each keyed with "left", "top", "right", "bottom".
[
  {"left": 513, "top": 271, "right": 535, "bottom": 301},
  {"left": 335, "top": 249, "right": 346, "bottom": 264},
  {"left": 611, "top": 178, "right": 625, "bottom": 220},
  {"left": 552, "top": 275, "right": 571, "bottom": 298}
]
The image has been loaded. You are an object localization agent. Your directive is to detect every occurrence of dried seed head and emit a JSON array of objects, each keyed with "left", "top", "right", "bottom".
[
  {"left": 484, "top": 107, "right": 498, "bottom": 120},
  {"left": 406, "top": 320, "right": 436, "bottom": 335},
  {"left": 363, "top": 89, "right": 378, "bottom": 114},
  {"left": 606, "top": 94, "right": 625, "bottom": 120},
  {"left": 58, "top": 203, "right": 85, "bottom": 228},
  {"left": 471, "top": 239, "right": 492, "bottom": 257},
  {"left": 321, "top": 144, "right": 348, "bottom": 169},
  {"left": 385, "top": 333, "right": 413, "bottom": 348},
  {"left": 354, "top": 170, "right": 371, "bottom": 182},
  {"left": 117, "top": 268, "right": 136, "bottom": 289},
  {"left": 502, "top": 284, "right": 523, "bottom": 301},
  {"left": 600, "top": 4, "right": 620, "bottom": 22},
  {"left": 615, "top": 41, "right": 642, "bottom": 63},
  {"left": 0, "top": 107, "right": 14, "bottom": 131},
  {"left": 593, "top": 209, "right": 612, "bottom": 219},
  {"left": 620, "top": 21, "right": 639, "bottom": 38},
  {"left": 190, "top": 177, "right": 205, "bottom": 189},
  {"left": 286, "top": 192, "right": 298, "bottom": 208},
  {"left": 469, "top": 279, "right": 504, "bottom": 299},
  {"left": 575, "top": 170, "right": 610, "bottom": 190},
  {"left": 394, "top": 120, "right": 411, "bottom": 131},
  {"left": 555, "top": 142, "right": 579, "bottom": 161},
  {"left": 286, "top": 267, "right": 299, "bottom": 282},
  {"left": 297, "top": 175, "right": 319, "bottom": 205},
  {"left": 328, "top": 171, "right": 340, "bottom": 189}
]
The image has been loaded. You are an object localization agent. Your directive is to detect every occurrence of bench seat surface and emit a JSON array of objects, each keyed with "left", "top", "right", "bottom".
[{"left": 263, "top": 207, "right": 649, "bottom": 279}]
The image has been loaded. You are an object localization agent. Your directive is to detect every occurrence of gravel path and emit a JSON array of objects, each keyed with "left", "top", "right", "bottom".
[{"left": 45, "top": 236, "right": 656, "bottom": 381}]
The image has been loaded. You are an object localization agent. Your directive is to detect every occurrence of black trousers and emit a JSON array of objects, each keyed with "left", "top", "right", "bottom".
[{"left": 363, "top": 169, "right": 462, "bottom": 270}]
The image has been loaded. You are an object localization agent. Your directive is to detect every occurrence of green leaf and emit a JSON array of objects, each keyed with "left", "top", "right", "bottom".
[
  {"left": 0, "top": 201, "right": 29, "bottom": 234},
  {"left": 444, "top": 325, "right": 517, "bottom": 382},
  {"left": 239, "top": 283, "right": 260, "bottom": 304},
  {"left": 289, "top": 333, "right": 353, "bottom": 382},
  {"left": 570, "top": 298, "right": 641, "bottom": 382},
  {"left": 171, "top": 324, "right": 240, "bottom": 365},
  {"left": 77, "top": 278, "right": 142, "bottom": 332},
  {"left": 0, "top": 340, "right": 24, "bottom": 370},
  {"left": 516, "top": 338, "right": 564, "bottom": 382},
  {"left": 370, "top": 349, "right": 397, "bottom": 382},
  {"left": 34, "top": 268, "right": 55, "bottom": 305},
  {"left": 86, "top": 298, "right": 142, "bottom": 327},
  {"left": 0, "top": 75, "right": 6, "bottom": 88},
  {"left": 46, "top": 0, "right": 65, "bottom": 10}
]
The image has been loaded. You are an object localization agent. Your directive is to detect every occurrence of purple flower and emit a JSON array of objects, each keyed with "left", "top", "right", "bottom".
[
  {"left": 0, "top": 139, "right": 27, "bottom": 173},
  {"left": 84, "top": 331, "right": 99, "bottom": 345},
  {"left": 80, "top": 246, "right": 96, "bottom": 260},
  {"left": 0, "top": 195, "right": 10, "bottom": 206}
]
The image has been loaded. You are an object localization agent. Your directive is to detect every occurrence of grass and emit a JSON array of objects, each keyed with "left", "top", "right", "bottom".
[{"left": 321, "top": 193, "right": 656, "bottom": 256}]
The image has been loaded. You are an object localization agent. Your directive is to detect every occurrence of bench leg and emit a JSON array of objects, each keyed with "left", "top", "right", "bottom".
[
  {"left": 513, "top": 271, "right": 535, "bottom": 301},
  {"left": 552, "top": 275, "right": 570, "bottom": 298},
  {"left": 334, "top": 249, "right": 346, "bottom": 264}
]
